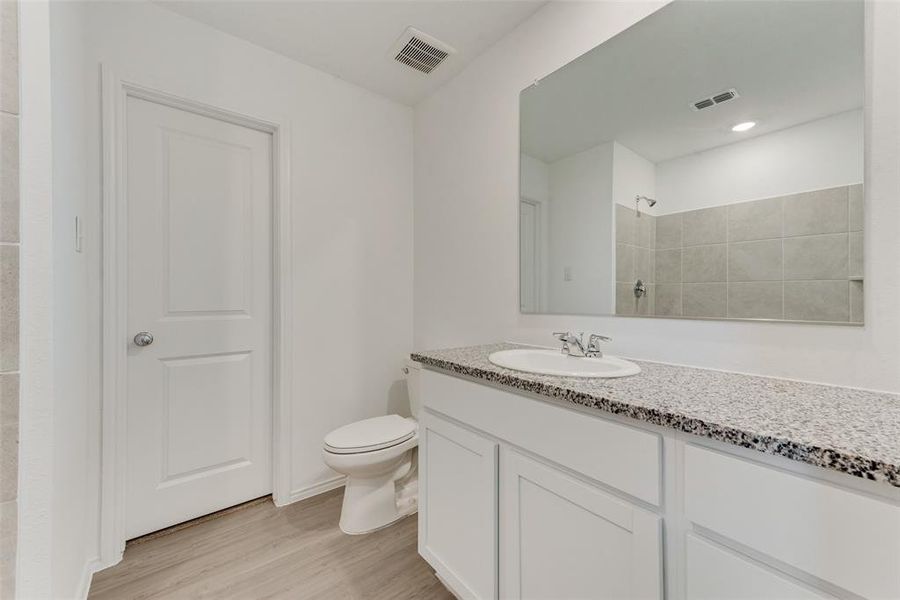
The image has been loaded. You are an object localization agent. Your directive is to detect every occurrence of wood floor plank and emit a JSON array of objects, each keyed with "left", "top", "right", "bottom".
[{"left": 89, "top": 488, "right": 454, "bottom": 600}]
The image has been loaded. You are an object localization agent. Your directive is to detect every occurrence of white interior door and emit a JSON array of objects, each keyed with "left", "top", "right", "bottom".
[{"left": 124, "top": 95, "right": 273, "bottom": 539}]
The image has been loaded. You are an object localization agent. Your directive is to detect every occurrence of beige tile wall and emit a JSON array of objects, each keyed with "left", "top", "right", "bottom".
[
  {"left": 0, "top": 1, "right": 17, "bottom": 597},
  {"left": 616, "top": 184, "right": 864, "bottom": 323},
  {"left": 615, "top": 204, "right": 656, "bottom": 316}
]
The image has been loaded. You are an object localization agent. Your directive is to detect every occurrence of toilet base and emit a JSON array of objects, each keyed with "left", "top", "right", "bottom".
[
  {"left": 338, "top": 451, "right": 418, "bottom": 535},
  {"left": 322, "top": 438, "right": 419, "bottom": 535}
]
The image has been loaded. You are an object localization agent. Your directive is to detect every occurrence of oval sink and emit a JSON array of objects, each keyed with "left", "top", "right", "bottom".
[{"left": 488, "top": 348, "right": 641, "bottom": 379}]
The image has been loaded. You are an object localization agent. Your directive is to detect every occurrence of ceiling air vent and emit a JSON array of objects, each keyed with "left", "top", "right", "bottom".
[
  {"left": 391, "top": 27, "right": 456, "bottom": 75},
  {"left": 690, "top": 88, "right": 740, "bottom": 111}
]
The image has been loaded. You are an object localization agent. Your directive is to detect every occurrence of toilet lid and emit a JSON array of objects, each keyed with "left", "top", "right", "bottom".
[{"left": 324, "top": 415, "right": 417, "bottom": 454}]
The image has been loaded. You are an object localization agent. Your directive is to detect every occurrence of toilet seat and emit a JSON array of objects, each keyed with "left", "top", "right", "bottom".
[{"left": 324, "top": 415, "right": 417, "bottom": 454}]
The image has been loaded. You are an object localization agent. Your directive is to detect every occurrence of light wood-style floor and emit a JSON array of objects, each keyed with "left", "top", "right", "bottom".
[{"left": 89, "top": 488, "right": 454, "bottom": 600}]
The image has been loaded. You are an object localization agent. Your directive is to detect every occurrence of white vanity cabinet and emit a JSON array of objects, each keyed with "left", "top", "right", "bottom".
[
  {"left": 500, "top": 448, "right": 662, "bottom": 599},
  {"left": 417, "top": 368, "right": 900, "bottom": 600},
  {"left": 418, "top": 411, "right": 499, "bottom": 600},
  {"left": 418, "top": 370, "right": 663, "bottom": 600}
]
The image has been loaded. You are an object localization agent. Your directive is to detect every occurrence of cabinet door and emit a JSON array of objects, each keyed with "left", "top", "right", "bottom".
[
  {"left": 419, "top": 410, "right": 499, "bottom": 600},
  {"left": 686, "top": 534, "right": 834, "bottom": 600},
  {"left": 501, "top": 449, "right": 662, "bottom": 600}
]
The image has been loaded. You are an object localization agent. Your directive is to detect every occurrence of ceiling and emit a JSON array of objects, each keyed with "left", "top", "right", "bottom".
[
  {"left": 156, "top": 0, "right": 546, "bottom": 106},
  {"left": 520, "top": 0, "right": 864, "bottom": 164}
]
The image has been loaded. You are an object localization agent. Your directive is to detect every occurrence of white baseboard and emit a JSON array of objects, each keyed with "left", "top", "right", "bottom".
[
  {"left": 76, "top": 557, "right": 101, "bottom": 600},
  {"left": 284, "top": 475, "right": 346, "bottom": 505}
]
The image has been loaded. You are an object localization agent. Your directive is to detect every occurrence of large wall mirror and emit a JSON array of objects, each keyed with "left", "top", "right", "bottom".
[{"left": 519, "top": 0, "right": 864, "bottom": 324}]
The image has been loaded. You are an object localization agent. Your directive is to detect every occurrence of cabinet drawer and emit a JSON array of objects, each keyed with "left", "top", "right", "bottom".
[
  {"left": 421, "top": 369, "right": 661, "bottom": 505},
  {"left": 684, "top": 444, "right": 900, "bottom": 599}
]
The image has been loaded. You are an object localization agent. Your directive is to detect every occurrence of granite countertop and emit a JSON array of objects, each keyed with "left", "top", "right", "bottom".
[{"left": 411, "top": 343, "right": 900, "bottom": 488}]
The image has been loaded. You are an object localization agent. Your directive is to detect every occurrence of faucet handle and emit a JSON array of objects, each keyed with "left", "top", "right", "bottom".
[{"left": 586, "top": 334, "right": 611, "bottom": 357}]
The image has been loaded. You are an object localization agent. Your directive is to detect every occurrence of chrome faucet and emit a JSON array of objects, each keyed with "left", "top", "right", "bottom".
[{"left": 553, "top": 332, "right": 612, "bottom": 358}]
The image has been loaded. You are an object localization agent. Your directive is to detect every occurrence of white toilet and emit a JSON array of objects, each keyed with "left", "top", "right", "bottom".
[{"left": 322, "top": 358, "right": 422, "bottom": 535}]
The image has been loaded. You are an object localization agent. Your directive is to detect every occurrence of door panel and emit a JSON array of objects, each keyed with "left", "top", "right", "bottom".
[
  {"left": 125, "top": 96, "right": 273, "bottom": 539},
  {"left": 419, "top": 410, "right": 498, "bottom": 600},
  {"left": 163, "top": 130, "right": 253, "bottom": 315},
  {"left": 160, "top": 351, "right": 253, "bottom": 482},
  {"left": 501, "top": 448, "right": 662, "bottom": 600}
]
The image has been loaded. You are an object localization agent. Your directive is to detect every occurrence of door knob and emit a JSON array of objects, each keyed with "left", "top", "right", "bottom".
[{"left": 133, "top": 331, "right": 154, "bottom": 347}]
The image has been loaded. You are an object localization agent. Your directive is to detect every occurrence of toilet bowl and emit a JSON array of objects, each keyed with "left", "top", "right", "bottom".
[{"left": 322, "top": 358, "right": 422, "bottom": 535}]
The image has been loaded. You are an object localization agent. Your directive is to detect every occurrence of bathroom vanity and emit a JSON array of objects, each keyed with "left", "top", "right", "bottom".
[{"left": 412, "top": 344, "right": 900, "bottom": 600}]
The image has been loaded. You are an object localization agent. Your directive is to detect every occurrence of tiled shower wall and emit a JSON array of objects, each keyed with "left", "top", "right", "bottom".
[
  {"left": 615, "top": 205, "right": 656, "bottom": 316},
  {"left": 616, "top": 184, "right": 864, "bottom": 323},
  {"left": 0, "top": 1, "right": 17, "bottom": 596}
]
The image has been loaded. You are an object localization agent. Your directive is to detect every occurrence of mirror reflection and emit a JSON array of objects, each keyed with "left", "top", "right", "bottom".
[{"left": 519, "top": 0, "right": 864, "bottom": 323}]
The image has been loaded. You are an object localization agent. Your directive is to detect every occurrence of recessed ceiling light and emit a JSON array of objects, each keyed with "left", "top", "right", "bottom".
[{"left": 732, "top": 121, "right": 756, "bottom": 132}]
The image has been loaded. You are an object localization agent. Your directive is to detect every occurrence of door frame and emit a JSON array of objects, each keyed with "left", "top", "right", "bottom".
[
  {"left": 98, "top": 66, "right": 294, "bottom": 566},
  {"left": 519, "top": 197, "right": 542, "bottom": 312}
]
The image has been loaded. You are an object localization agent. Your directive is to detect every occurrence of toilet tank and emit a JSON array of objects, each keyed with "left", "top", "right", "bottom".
[{"left": 404, "top": 358, "right": 423, "bottom": 419}]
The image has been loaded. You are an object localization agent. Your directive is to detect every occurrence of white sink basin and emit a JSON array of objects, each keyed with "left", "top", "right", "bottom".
[{"left": 488, "top": 348, "right": 640, "bottom": 379}]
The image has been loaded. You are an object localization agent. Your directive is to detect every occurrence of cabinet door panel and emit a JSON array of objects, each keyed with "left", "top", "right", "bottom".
[
  {"left": 686, "top": 534, "right": 834, "bottom": 600},
  {"left": 419, "top": 410, "right": 498, "bottom": 600},
  {"left": 684, "top": 444, "right": 900, "bottom": 599},
  {"left": 501, "top": 449, "right": 662, "bottom": 600}
]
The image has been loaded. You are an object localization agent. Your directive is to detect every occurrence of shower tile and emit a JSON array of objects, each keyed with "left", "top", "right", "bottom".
[
  {"left": 783, "top": 233, "right": 848, "bottom": 280},
  {"left": 0, "top": 423, "right": 15, "bottom": 502},
  {"left": 682, "top": 244, "right": 726, "bottom": 283},
  {"left": 1, "top": 113, "right": 17, "bottom": 243},
  {"left": 728, "top": 197, "right": 782, "bottom": 242},
  {"left": 682, "top": 206, "right": 727, "bottom": 246},
  {"left": 849, "top": 231, "right": 863, "bottom": 279},
  {"left": 636, "top": 284, "right": 654, "bottom": 316},
  {"left": 654, "top": 248, "right": 682, "bottom": 283},
  {"left": 0, "top": 373, "right": 16, "bottom": 423},
  {"left": 783, "top": 186, "right": 848, "bottom": 237},
  {"left": 683, "top": 283, "right": 726, "bottom": 318},
  {"left": 634, "top": 246, "right": 653, "bottom": 283},
  {"left": 728, "top": 239, "right": 783, "bottom": 281},
  {"left": 635, "top": 214, "right": 655, "bottom": 249},
  {"left": 0, "top": 245, "right": 17, "bottom": 372},
  {"left": 615, "top": 204, "right": 635, "bottom": 246},
  {"left": 849, "top": 184, "right": 864, "bottom": 232},
  {"left": 654, "top": 283, "right": 682, "bottom": 316},
  {"left": 727, "top": 282, "right": 783, "bottom": 320},
  {"left": 784, "top": 280, "right": 849, "bottom": 322},
  {"left": 655, "top": 213, "right": 682, "bottom": 249},
  {"left": 615, "top": 282, "right": 635, "bottom": 316},
  {"left": 0, "top": 0, "right": 17, "bottom": 115},
  {"left": 850, "top": 280, "right": 864, "bottom": 323},
  {"left": 616, "top": 244, "right": 634, "bottom": 282}
]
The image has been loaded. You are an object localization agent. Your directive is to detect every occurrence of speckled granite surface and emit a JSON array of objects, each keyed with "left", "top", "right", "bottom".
[{"left": 411, "top": 343, "right": 900, "bottom": 488}]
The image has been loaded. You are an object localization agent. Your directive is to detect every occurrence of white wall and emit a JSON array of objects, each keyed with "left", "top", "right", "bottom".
[
  {"left": 519, "top": 153, "right": 550, "bottom": 310},
  {"left": 547, "top": 142, "right": 614, "bottom": 314},
  {"left": 414, "top": 1, "right": 900, "bottom": 393},
  {"left": 612, "top": 142, "right": 657, "bottom": 212},
  {"left": 520, "top": 153, "right": 549, "bottom": 203},
  {"left": 16, "top": 2, "right": 55, "bottom": 597},
  {"left": 47, "top": 2, "right": 98, "bottom": 597},
  {"left": 656, "top": 109, "right": 864, "bottom": 214},
  {"left": 43, "top": 2, "right": 414, "bottom": 595}
]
